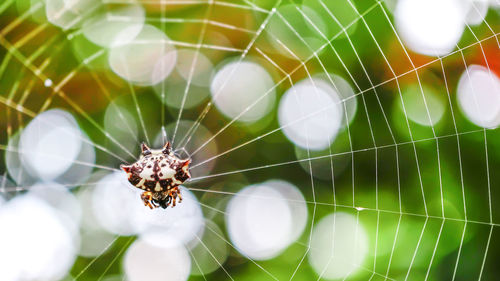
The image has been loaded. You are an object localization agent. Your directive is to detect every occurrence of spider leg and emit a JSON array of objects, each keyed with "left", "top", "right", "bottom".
[
  {"left": 168, "top": 186, "right": 181, "bottom": 207},
  {"left": 177, "top": 189, "right": 183, "bottom": 203},
  {"left": 141, "top": 191, "right": 156, "bottom": 209},
  {"left": 150, "top": 187, "right": 183, "bottom": 209},
  {"left": 151, "top": 199, "right": 160, "bottom": 208}
]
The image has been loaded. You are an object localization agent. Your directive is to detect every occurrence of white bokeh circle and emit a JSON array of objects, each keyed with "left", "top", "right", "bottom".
[
  {"left": 457, "top": 65, "right": 500, "bottom": 128},
  {"left": 124, "top": 239, "right": 191, "bottom": 281},
  {"left": 46, "top": 0, "right": 97, "bottom": 30},
  {"left": 0, "top": 195, "right": 78, "bottom": 281},
  {"left": 395, "top": 0, "right": 465, "bottom": 56},
  {"left": 278, "top": 78, "right": 343, "bottom": 150},
  {"left": 92, "top": 171, "right": 150, "bottom": 236},
  {"left": 28, "top": 182, "right": 82, "bottom": 238},
  {"left": 401, "top": 84, "right": 445, "bottom": 127},
  {"left": 5, "top": 131, "right": 37, "bottom": 186},
  {"left": 211, "top": 60, "right": 276, "bottom": 122},
  {"left": 82, "top": 3, "right": 145, "bottom": 48},
  {"left": 103, "top": 101, "right": 139, "bottom": 158},
  {"left": 308, "top": 212, "right": 368, "bottom": 280},
  {"left": 175, "top": 49, "right": 214, "bottom": 87},
  {"left": 77, "top": 172, "right": 117, "bottom": 258},
  {"left": 264, "top": 180, "right": 308, "bottom": 242},
  {"left": 313, "top": 74, "right": 357, "bottom": 126},
  {"left": 464, "top": 0, "right": 489, "bottom": 25},
  {"left": 109, "top": 24, "right": 177, "bottom": 86},
  {"left": 19, "top": 109, "right": 84, "bottom": 182},
  {"left": 226, "top": 181, "right": 307, "bottom": 260},
  {"left": 266, "top": 4, "right": 326, "bottom": 60}
]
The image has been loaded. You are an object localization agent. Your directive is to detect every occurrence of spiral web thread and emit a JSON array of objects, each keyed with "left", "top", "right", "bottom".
[{"left": 0, "top": 0, "right": 500, "bottom": 280}]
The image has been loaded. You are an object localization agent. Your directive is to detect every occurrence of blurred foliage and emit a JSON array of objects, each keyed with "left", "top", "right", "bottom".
[{"left": 1, "top": 0, "right": 500, "bottom": 280}]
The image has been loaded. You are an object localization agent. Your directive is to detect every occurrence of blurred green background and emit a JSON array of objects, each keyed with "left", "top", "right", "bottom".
[{"left": 1, "top": 0, "right": 500, "bottom": 280}]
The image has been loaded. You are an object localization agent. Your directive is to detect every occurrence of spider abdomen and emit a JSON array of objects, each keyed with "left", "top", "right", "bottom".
[{"left": 121, "top": 142, "right": 191, "bottom": 209}]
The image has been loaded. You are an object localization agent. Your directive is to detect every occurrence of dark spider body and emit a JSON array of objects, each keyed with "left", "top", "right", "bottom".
[{"left": 120, "top": 142, "right": 191, "bottom": 209}]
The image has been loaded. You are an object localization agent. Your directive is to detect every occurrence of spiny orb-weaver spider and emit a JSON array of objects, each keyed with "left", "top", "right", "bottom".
[{"left": 120, "top": 142, "right": 191, "bottom": 209}]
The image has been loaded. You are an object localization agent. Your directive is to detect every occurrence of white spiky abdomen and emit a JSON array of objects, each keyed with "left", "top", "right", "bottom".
[{"left": 159, "top": 166, "right": 176, "bottom": 180}]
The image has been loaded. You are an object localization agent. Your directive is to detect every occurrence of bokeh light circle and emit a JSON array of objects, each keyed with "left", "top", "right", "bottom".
[
  {"left": 5, "top": 131, "right": 37, "bottom": 186},
  {"left": 0, "top": 195, "right": 78, "bottom": 281},
  {"left": 46, "top": 0, "right": 96, "bottom": 30},
  {"left": 77, "top": 172, "right": 117, "bottom": 258},
  {"left": 28, "top": 182, "right": 82, "bottom": 238},
  {"left": 308, "top": 212, "right": 368, "bottom": 280},
  {"left": 264, "top": 180, "right": 308, "bottom": 241},
  {"left": 401, "top": 84, "right": 445, "bottom": 127},
  {"left": 19, "top": 109, "right": 84, "bottom": 182},
  {"left": 175, "top": 49, "right": 214, "bottom": 87},
  {"left": 103, "top": 101, "right": 139, "bottom": 157},
  {"left": 314, "top": 74, "right": 357, "bottom": 126},
  {"left": 267, "top": 4, "right": 326, "bottom": 60},
  {"left": 57, "top": 130, "right": 95, "bottom": 186},
  {"left": 124, "top": 239, "right": 191, "bottom": 281},
  {"left": 210, "top": 60, "right": 276, "bottom": 123},
  {"left": 278, "top": 78, "right": 343, "bottom": 150},
  {"left": 92, "top": 171, "right": 147, "bottom": 236},
  {"left": 82, "top": 3, "right": 145, "bottom": 48},
  {"left": 226, "top": 181, "right": 307, "bottom": 260},
  {"left": 109, "top": 24, "right": 177, "bottom": 86},
  {"left": 154, "top": 76, "right": 211, "bottom": 109},
  {"left": 464, "top": 0, "right": 489, "bottom": 25},
  {"left": 395, "top": 0, "right": 465, "bottom": 56},
  {"left": 457, "top": 64, "right": 500, "bottom": 128}
]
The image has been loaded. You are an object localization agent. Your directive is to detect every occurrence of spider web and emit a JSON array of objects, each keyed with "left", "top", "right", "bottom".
[{"left": 0, "top": 0, "right": 499, "bottom": 280}]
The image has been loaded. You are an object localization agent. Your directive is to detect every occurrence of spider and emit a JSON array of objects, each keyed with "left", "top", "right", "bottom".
[{"left": 120, "top": 142, "right": 191, "bottom": 209}]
